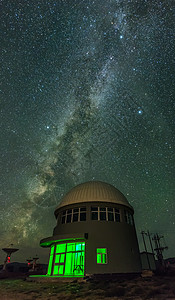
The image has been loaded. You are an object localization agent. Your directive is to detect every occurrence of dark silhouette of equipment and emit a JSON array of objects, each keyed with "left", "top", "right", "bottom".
[
  {"left": 141, "top": 231, "right": 155, "bottom": 270},
  {"left": 26, "top": 258, "right": 33, "bottom": 267},
  {"left": 2, "top": 245, "right": 19, "bottom": 270},
  {"left": 141, "top": 230, "right": 168, "bottom": 271},
  {"left": 152, "top": 233, "right": 168, "bottom": 266},
  {"left": 32, "top": 256, "right": 39, "bottom": 271}
]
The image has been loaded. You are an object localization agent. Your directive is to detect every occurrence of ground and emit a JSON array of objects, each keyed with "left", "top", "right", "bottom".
[{"left": 0, "top": 275, "right": 175, "bottom": 300}]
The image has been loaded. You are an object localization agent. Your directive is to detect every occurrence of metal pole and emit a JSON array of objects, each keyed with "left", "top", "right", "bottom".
[
  {"left": 141, "top": 231, "right": 151, "bottom": 270},
  {"left": 147, "top": 231, "right": 154, "bottom": 254}
]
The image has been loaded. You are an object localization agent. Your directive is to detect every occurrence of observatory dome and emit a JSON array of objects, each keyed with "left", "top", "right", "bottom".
[
  {"left": 41, "top": 181, "right": 141, "bottom": 276},
  {"left": 55, "top": 181, "right": 133, "bottom": 211}
]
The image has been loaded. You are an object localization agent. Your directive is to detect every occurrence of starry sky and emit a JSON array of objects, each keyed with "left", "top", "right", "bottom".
[{"left": 1, "top": 0, "right": 175, "bottom": 263}]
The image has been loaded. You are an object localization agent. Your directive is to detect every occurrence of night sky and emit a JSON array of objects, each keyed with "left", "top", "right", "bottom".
[{"left": 1, "top": 0, "right": 175, "bottom": 263}]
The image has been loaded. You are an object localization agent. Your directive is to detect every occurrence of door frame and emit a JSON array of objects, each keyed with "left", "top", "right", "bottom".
[{"left": 51, "top": 240, "right": 85, "bottom": 277}]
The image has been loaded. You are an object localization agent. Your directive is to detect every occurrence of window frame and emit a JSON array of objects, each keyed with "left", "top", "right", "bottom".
[
  {"left": 91, "top": 206, "right": 121, "bottom": 222},
  {"left": 52, "top": 242, "right": 85, "bottom": 276},
  {"left": 61, "top": 207, "right": 86, "bottom": 224},
  {"left": 96, "top": 248, "right": 107, "bottom": 264},
  {"left": 124, "top": 210, "right": 133, "bottom": 225}
]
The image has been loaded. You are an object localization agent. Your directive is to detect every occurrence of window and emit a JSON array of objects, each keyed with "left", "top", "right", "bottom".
[
  {"left": 56, "top": 243, "right": 66, "bottom": 253},
  {"left": 124, "top": 210, "right": 133, "bottom": 225},
  {"left": 91, "top": 207, "right": 98, "bottom": 220},
  {"left": 55, "top": 253, "right": 65, "bottom": 263},
  {"left": 91, "top": 207, "right": 107, "bottom": 221},
  {"left": 51, "top": 242, "right": 85, "bottom": 276},
  {"left": 66, "top": 209, "right": 72, "bottom": 223},
  {"left": 91, "top": 206, "right": 121, "bottom": 222},
  {"left": 61, "top": 210, "right": 66, "bottom": 224},
  {"left": 80, "top": 207, "right": 86, "bottom": 221},
  {"left": 73, "top": 208, "right": 79, "bottom": 222},
  {"left": 114, "top": 208, "right": 120, "bottom": 222},
  {"left": 61, "top": 207, "right": 86, "bottom": 224},
  {"left": 47, "top": 245, "right": 55, "bottom": 275},
  {"left": 97, "top": 248, "right": 107, "bottom": 264},
  {"left": 100, "top": 207, "right": 106, "bottom": 220},
  {"left": 107, "top": 208, "right": 114, "bottom": 221}
]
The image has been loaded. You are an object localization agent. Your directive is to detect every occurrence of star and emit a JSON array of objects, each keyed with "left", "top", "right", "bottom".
[
  {"left": 0, "top": 0, "right": 174, "bottom": 263},
  {"left": 138, "top": 109, "right": 143, "bottom": 115}
]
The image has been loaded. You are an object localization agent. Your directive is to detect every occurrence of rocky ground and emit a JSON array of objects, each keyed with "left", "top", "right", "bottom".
[{"left": 0, "top": 274, "right": 175, "bottom": 300}]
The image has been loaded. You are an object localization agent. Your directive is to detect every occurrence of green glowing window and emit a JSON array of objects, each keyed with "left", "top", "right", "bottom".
[
  {"left": 67, "top": 243, "right": 75, "bottom": 252},
  {"left": 76, "top": 244, "right": 81, "bottom": 251},
  {"left": 47, "top": 245, "right": 55, "bottom": 275},
  {"left": 53, "top": 264, "right": 64, "bottom": 275},
  {"left": 97, "top": 248, "right": 107, "bottom": 264},
  {"left": 55, "top": 254, "right": 65, "bottom": 263},
  {"left": 56, "top": 243, "right": 66, "bottom": 253},
  {"left": 52, "top": 242, "right": 85, "bottom": 277}
]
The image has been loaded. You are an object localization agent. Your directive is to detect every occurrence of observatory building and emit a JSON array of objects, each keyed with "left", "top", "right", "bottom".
[{"left": 40, "top": 181, "right": 141, "bottom": 277}]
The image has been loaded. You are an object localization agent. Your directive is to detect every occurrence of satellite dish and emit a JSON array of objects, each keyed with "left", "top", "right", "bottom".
[
  {"left": 2, "top": 246, "right": 19, "bottom": 270},
  {"left": 2, "top": 248, "right": 19, "bottom": 255}
]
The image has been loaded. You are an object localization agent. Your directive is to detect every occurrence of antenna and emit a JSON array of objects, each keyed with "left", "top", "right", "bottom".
[
  {"left": 152, "top": 233, "right": 168, "bottom": 266},
  {"left": 2, "top": 245, "right": 19, "bottom": 271},
  {"left": 141, "top": 231, "right": 151, "bottom": 270},
  {"left": 32, "top": 255, "right": 39, "bottom": 271}
]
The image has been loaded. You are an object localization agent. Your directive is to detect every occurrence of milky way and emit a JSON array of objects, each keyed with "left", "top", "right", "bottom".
[{"left": 1, "top": 0, "right": 175, "bottom": 262}]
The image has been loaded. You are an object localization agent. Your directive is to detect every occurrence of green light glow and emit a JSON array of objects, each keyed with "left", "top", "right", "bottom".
[
  {"left": 30, "top": 275, "right": 84, "bottom": 278},
  {"left": 47, "top": 245, "right": 55, "bottom": 275},
  {"left": 60, "top": 254, "right": 65, "bottom": 263},
  {"left": 97, "top": 248, "right": 106, "bottom": 254},
  {"left": 56, "top": 243, "right": 66, "bottom": 253},
  {"left": 67, "top": 243, "right": 75, "bottom": 252},
  {"left": 53, "top": 265, "right": 59, "bottom": 275},
  {"left": 50, "top": 245, "right": 55, "bottom": 255},
  {"left": 102, "top": 254, "right": 106, "bottom": 263},
  {"left": 47, "top": 241, "right": 85, "bottom": 277},
  {"left": 55, "top": 254, "right": 65, "bottom": 263},
  {"left": 53, "top": 264, "right": 64, "bottom": 275},
  {"left": 97, "top": 248, "right": 107, "bottom": 264},
  {"left": 97, "top": 254, "right": 101, "bottom": 263},
  {"left": 40, "top": 237, "right": 83, "bottom": 247}
]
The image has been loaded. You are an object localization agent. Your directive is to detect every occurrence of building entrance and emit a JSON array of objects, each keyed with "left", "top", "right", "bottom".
[{"left": 48, "top": 242, "right": 85, "bottom": 276}]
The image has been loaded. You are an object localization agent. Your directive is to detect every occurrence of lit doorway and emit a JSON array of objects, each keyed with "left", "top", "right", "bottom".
[{"left": 48, "top": 242, "right": 85, "bottom": 277}]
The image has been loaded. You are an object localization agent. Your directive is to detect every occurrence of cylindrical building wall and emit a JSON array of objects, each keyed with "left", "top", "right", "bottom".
[
  {"left": 40, "top": 181, "right": 142, "bottom": 276},
  {"left": 52, "top": 201, "right": 141, "bottom": 274}
]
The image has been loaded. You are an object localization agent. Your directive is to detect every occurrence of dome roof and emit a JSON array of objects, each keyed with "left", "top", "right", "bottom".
[{"left": 55, "top": 181, "right": 133, "bottom": 211}]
